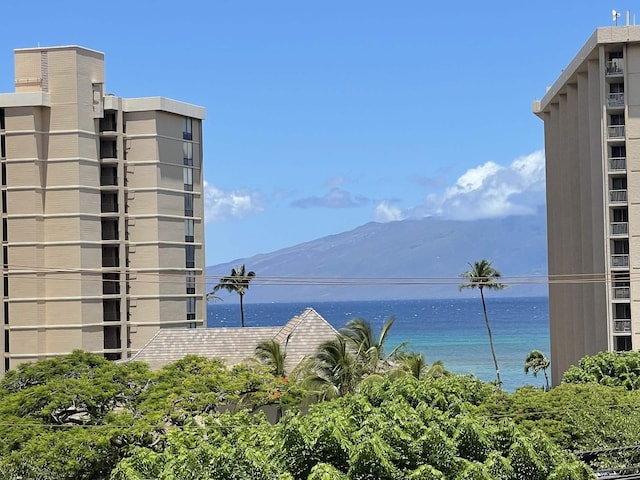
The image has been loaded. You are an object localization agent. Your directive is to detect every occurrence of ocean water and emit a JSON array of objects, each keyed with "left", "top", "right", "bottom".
[{"left": 207, "top": 297, "right": 550, "bottom": 392}]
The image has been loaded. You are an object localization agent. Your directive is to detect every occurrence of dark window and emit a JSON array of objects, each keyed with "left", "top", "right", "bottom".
[
  {"left": 3, "top": 302, "right": 8, "bottom": 325},
  {"left": 99, "top": 111, "right": 117, "bottom": 132},
  {"left": 1, "top": 191, "right": 5, "bottom": 213},
  {"left": 1, "top": 163, "right": 5, "bottom": 186},
  {"left": 610, "top": 113, "right": 625, "bottom": 126},
  {"left": 611, "top": 145, "right": 626, "bottom": 157},
  {"left": 100, "top": 166, "right": 117, "bottom": 186},
  {"left": 4, "top": 358, "right": 8, "bottom": 372},
  {"left": 610, "top": 83, "right": 624, "bottom": 94},
  {"left": 100, "top": 140, "right": 117, "bottom": 159},
  {"left": 611, "top": 177, "right": 627, "bottom": 190},
  {"left": 184, "top": 193, "right": 194, "bottom": 217},
  {"left": 4, "top": 329, "right": 8, "bottom": 352},
  {"left": 2, "top": 246, "right": 6, "bottom": 269},
  {"left": 614, "top": 303, "right": 631, "bottom": 319},
  {"left": 2, "top": 218, "right": 6, "bottom": 242},
  {"left": 0, "top": 108, "right": 5, "bottom": 130},
  {"left": 186, "top": 274, "right": 195, "bottom": 294},
  {"left": 183, "top": 117, "right": 193, "bottom": 140},
  {"left": 185, "top": 219, "right": 194, "bottom": 242},
  {"left": 183, "top": 142, "right": 193, "bottom": 166},
  {"left": 103, "top": 273, "right": 120, "bottom": 294},
  {"left": 0, "top": 136, "right": 5, "bottom": 158},
  {"left": 185, "top": 245, "right": 195, "bottom": 268},
  {"left": 615, "top": 335, "right": 632, "bottom": 351},
  {"left": 103, "top": 299, "right": 121, "bottom": 322},
  {"left": 101, "top": 219, "right": 119, "bottom": 241},
  {"left": 3, "top": 276, "right": 7, "bottom": 296},
  {"left": 102, "top": 245, "right": 119, "bottom": 267},
  {"left": 613, "top": 239, "right": 629, "bottom": 254},
  {"left": 609, "top": 51, "right": 624, "bottom": 60},
  {"left": 103, "top": 325, "right": 121, "bottom": 350},
  {"left": 101, "top": 192, "right": 118, "bottom": 213},
  {"left": 612, "top": 208, "right": 628, "bottom": 222},
  {"left": 183, "top": 168, "right": 193, "bottom": 191}
]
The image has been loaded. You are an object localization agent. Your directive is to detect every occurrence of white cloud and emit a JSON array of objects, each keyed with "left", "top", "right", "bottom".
[
  {"left": 203, "top": 181, "right": 264, "bottom": 222},
  {"left": 373, "top": 201, "right": 405, "bottom": 222},
  {"left": 431, "top": 150, "right": 546, "bottom": 220},
  {"left": 372, "top": 150, "right": 546, "bottom": 223},
  {"left": 292, "top": 188, "right": 369, "bottom": 209}
]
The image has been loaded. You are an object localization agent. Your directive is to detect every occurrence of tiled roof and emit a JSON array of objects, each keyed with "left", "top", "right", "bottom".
[{"left": 129, "top": 307, "right": 337, "bottom": 371}]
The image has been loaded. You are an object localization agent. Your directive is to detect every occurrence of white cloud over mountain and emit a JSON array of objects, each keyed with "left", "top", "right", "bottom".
[
  {"left": 374, "top": 150, "right": 546, "bottom": 222},
  {"left": 203, "top": 181, "right": 264, "bottom": 222}
]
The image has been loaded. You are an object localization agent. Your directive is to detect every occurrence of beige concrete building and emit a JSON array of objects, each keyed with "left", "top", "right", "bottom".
[
  {"left": 534, "top": 26, "right": 640, "bottom": 383},
  {"left": 0, "top": 46, "right": 206, "bottom": 376}
]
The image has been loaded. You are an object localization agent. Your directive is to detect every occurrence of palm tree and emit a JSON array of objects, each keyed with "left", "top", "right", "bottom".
[
  {"left": 340, "top": 317, "right": 407, "bottom": 375},
  {"left": 459, "top": 259, "right": 506, "bottom": 388},
  {"left": 524, "top": 349, "right": 551, "bottom": 391},
  {"left": 304, "top": 336, "right": 359, "bottom": 400},
  {"left": 394, "top": 352, "right": 450, "bottom": 380},
  {"left": 208, "top": 264, "right": 255, "bottom": 327},
  {"left": 255, "top": 339, "right": 287, "bottom": 377}
]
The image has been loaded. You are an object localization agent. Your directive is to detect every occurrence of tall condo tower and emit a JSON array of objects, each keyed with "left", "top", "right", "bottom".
[
  {"left": 534, "top": 27, "right": 640, "bottom": 383},
  {"left": 0, "top": 46, "right": 206, "bottom": 376}
]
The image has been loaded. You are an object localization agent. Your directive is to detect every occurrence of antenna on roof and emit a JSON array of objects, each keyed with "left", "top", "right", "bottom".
[{"left": 613, "top": 9, "right": 621, "bottom": 25}]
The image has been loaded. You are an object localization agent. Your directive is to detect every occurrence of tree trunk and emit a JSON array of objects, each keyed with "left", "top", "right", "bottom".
[
  {"left": 480, "top": 286, "right": 502, "bottom": 388},
  {"left": 240, "top": 293, "right": 245, "bottom": 328},
  {"left": 543, "top": 368, "right": 550, "bottom": 391}
]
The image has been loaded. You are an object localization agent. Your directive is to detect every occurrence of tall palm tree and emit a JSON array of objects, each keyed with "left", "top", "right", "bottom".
[
  {"left": 524, "top": 349, "right": 551, "bottom": 391},
  {"left": 340, "top": 317, "right": 407, "bottom": 375},
  {"left": 255, "top": 339, "right": 287, "bottom": 377},
  {"left": 459, "top": 259, "right": 506, "bottom": 387},
  {"left": 208, "top": 264, "right": 255, "bottom": 327}
]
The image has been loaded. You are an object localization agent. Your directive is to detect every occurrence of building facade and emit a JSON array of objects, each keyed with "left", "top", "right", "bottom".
[
  {"left": 534, "top": 27, "right": 640, "bottom": 383},
  {"left": 0, "top": 46, "right": 206, "bottom": 376}
]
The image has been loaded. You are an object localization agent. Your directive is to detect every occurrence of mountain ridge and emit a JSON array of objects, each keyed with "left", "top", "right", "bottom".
[{"left": 207, "top": 210, "right": 548, "bottom": 303}]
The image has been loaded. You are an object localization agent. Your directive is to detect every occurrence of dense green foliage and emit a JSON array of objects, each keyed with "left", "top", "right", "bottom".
[
  {"left": 4, "top": 348, "right": 640, "bottom": 478},
  {"left": 562, "top": 350, "right": 640, "bottom": 389}
]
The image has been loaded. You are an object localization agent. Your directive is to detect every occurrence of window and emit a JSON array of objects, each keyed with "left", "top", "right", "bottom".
[
  {"left": 4, "top": 358, "right": 8, "bottom": 372},
  {"left": 183, "top": 168, "right": 193, "bottom": 191},
  {"left": 3, "top": 302, "right": 8, "bottom": 325},
  {"left": 611, "top": 177, "right": 627, "bottom": 190},
  {"left": 4, "top": 330, "right": 8, "bottom": 352},
  {"left": 187, "top": 297, "right": 196, "bottom": 322},
  {"left": 2, "top": 246, "right": 6, "bottom": 269},
  {"left": 612, "top": 208, "right": 628, "bottom": 222},
  {"left": 1, "top": 191, "right": 6, "bottom": 214},
  {"left": 3, "top": 275, "right": 7, "bottom": 296},
  {"left": 0, "top": 108, "right": 5, "bottom": 130},
  {"left": 185, "top": 245, "right": 195, "bottom": 268},
  {"left": 0, "top": 137, "right": 5, "bottom": 158},
  {"left": 185, "top": 219, "right": 194, "bottom": 242},
  {"left": 2, "top": 218, "right": 6, "bottom": 242},
  {"left": 610, "top": 113, "right": 625, "bottom": 126},
  {"left": 1, "top": 163, "right": 5, "bottom": 186},
  {"left": 611, "top": 145, "right": 626, "bottom": 157},
  {"left": 186, "top": 274, "right": 196, "bottom": 294},
  {"left": 615, "top": 335, "right": 632, "bottom": 351},
  {"left": 183, "top": 142, "right": 193, "bottom": 166},
  {"left": 183, "top": 117, "right": 193, "bottom": 140},
  {"left": 184, "top": 193, "right": 194, "bottom": 217},
  {"left": 613, "top": 239, "right": 629, "bottom": 254},
  {"left": 614, "top": 303, "right": 631, "bottom": 319},
  {"left": 610, "top": 83, "right": 624, "bottom": 94}
]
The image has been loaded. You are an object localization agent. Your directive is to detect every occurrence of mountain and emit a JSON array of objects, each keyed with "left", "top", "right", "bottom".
[{"left": 207, "top": 210, "right": 548, "bottom": 303}]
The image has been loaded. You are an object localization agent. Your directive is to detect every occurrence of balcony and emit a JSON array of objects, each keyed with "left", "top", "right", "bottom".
[
  {"left": 99, "top": 111, "right": 117, "bottom": 133},
  {"left": 606, "top": 59, "right": 624, "bottom": 76},
  {"left": 614, "top": 319, "right": 632, "bottom": 333},
  {"left": 612, "top": 286, "right": 630, "bottom": 299},
  {"left": 607, "top": 93, "right": 625, "bottom": 108},
  {"left": 610, "top": 189, "right": 628, "bottom": 203},
  {"left": 611, "top": 254, "right": 630, "bottom": 268},
  {"left": 609, "top": 157, "right": 626, "bottom": 171},
  {"left": 608, "top": 124, "right": 625, "bottom": 139},
  {"left": 611, "top": 222, "right": 629, "bottom": 236}
]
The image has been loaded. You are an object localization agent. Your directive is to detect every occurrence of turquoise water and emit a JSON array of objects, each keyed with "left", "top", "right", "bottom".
[{"left": 207, "top": 297, "right": 550, "bottom": 392}]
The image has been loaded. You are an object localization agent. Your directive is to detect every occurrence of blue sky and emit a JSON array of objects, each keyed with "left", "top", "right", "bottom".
[{"left": 0, "top": 1, "right": 635, "bottom": 264}]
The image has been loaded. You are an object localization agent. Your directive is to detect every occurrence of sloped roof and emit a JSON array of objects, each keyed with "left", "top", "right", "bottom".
[{"left": 129, "top": 307, "right": 337, "bottom": 371}]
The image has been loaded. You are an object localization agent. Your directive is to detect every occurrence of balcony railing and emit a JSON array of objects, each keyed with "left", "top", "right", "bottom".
[
  {"left": 611, "top": 254, "right": 630, "bottom": 268},
  {"left": 611, "top": 222, "right": 629, "bottom": 236},
  {"left": 613, "top": 286, "right": 630, "bottom": 299},
  {"left": 607, "top": 92, "right": 625, "bottom": 108},
  {"left": 614, "top": 319, "right": 632, "bottom": 333},
  {"left": 610, "top": 189, "right": 628, "bottom": 203},
  {"left": 609, "top": 157, "right": 626, "bottom": 171},
  {"left": 608, "top": 125, "right": 625, "bottom": 138},
  {"left": 606, "top": 60, "right": 624, "bottom": 75}
]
